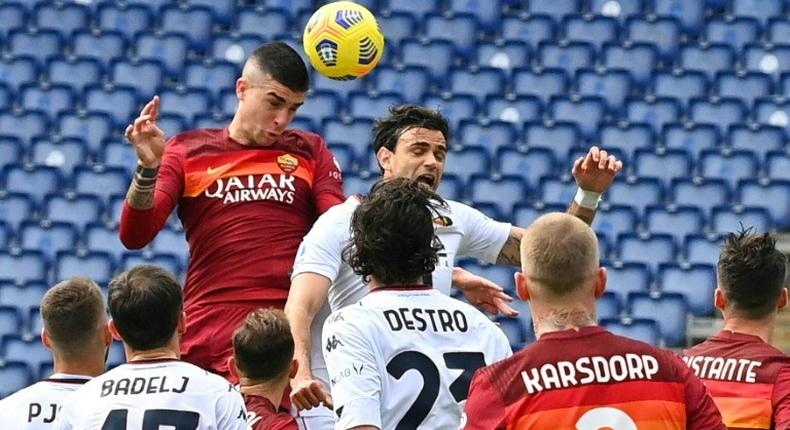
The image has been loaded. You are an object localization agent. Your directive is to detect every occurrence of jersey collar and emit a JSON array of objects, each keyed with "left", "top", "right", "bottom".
[
  {"left": 45, "top": 373, "right": 92, "bottom": 384},
  {"left": 371, "top": 284, "right": 433, "bottom": 293}
]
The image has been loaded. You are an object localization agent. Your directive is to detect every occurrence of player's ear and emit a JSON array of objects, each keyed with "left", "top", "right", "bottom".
[
  {"left": 514, "top": 272, "right": 529, "bottom": 301},
  {"left": 41, "top": 328, "right": 52, "bottom": 350},
  {"left": 227, "top": 356, "right": 239, "bottom": 380},
  {"left": 377, "top": 146, "right": 393, "bottom": 173},
  {"left": 778, "top": 288, "right": 788, "bottom": 310},
  {"left": 236, "top": 77, "right": 247, "bottom": 101},
  {"left": 108, "top": 320, "right": 123, "bottom": 342},
  {"left": 102, "top": 318, "right": 112, "bottom": 347},
  {"left": 714, "top": 288, "right": 727, "bottom": 312},
  {"left": 177, "top": 312, "right": 187, "bottom": 335},
  {"left": 289, "top": 359, "right": 299, "bottom": 379},
  {"left": 593, "top": 267, "right": 607, "bottom": 298}
]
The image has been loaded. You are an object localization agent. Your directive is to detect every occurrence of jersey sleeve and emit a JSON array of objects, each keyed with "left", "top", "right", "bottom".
[
  {"left": 311, "top": 135, "right": 345, "bottom": 214},
  {"left": 215, "top": 383, "right": 249, "bottom": 430},
  {"left": 323, "top": 310, "right": 382, "bottom": 430},
  {"left": 118, "top": 136, "right": 185, "bottom": 249},
  {"left": 679, "top": 356, "right": 726, "bottom": 430},
  {"left": 773, "top": 365, "right": 790, "bottom": 430},
  {"left": 452, "top": 203, "right": 512, "bottom": 264},
  {"left": 462, "top": 369, "right": 507, "bottom": 430},
  {"left": 291, "top": 206, "right": 348, "bottom": 281}
]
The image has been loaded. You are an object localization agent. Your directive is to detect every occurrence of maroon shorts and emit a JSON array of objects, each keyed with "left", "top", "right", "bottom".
[{"left": 180, "top": 299, "right": 287, "bottom": 381}]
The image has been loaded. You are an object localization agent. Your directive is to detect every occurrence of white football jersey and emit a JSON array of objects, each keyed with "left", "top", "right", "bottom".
[
  {"left": 292, "top": 196, "right": 511, "bottom": 394},
  {"left": 55, "top": 360, "right": 247, "bottom": 430},
  {"left": 0, "top": 373, "right": 91, "bottom": 429},
  {"left": 322, "top": 287, "right": 512, "bottom": 430}
]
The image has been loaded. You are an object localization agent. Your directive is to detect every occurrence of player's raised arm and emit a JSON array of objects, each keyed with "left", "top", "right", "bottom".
[
  {"left": 124, "top": 95, "right": 165, "bottom": 208},
  {"left": 567, "top": 146, "right": 623, "bottom": 225}
]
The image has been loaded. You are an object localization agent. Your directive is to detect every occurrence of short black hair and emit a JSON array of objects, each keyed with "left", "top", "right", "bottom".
[
  {"left": 108, "top": 265, "right": 183, "bottom": 351},
  {"left": 718, "top": 227, "right": 788, "bottom": 319},
  {"left": 232, "top": 309, "right": 293, "bottom": 381},
  {"left": 250, "top": 42, "right": 309, "bottom": 93},
  {"left": 372, "top": 105, "right": 451, "bottom": 172},
  {"left": 344, "top": 177, "right": 446, "bottom": 285}
]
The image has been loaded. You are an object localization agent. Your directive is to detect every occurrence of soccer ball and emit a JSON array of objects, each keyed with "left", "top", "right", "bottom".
[{"left": 303, "top": 1, "right": 384, "bottom": 80}]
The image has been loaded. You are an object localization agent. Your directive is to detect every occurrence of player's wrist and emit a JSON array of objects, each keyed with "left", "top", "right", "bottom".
[{"left": 574, "top": 187, "right": 602, "bottom": 209}]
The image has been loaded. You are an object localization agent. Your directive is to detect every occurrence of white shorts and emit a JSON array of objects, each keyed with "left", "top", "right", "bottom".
[{"left": 296, "top": 405, "right": 335, "bottom": 430}]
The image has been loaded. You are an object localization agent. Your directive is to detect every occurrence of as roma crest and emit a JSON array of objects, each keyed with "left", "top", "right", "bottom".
[{"left": 277, "top": 154, "right": 299, "bottom": 174}]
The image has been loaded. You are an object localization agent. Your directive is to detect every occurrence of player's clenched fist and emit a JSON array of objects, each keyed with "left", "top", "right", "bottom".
[
  {"left": 290, "top": 376, "right": 334, "bottom": 411},
  {"left": 125, "top": 95, "right": 166, "bottom": 168}
]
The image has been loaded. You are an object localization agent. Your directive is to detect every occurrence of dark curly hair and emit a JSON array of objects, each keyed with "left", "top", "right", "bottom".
[
  {"left": 344, "top": 178, "right": 447, "bottom": 286},
  {"left": 718, "top": 226, "right": 787, "bottom": 319},
  {"left": 372, "top": 104, "right": 450, "bottom": 172}
]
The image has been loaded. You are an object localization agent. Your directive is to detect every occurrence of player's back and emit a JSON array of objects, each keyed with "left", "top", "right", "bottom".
[
  {"left": 683, "top": 330, "right": 790, "bottom": 430},
  {"left": 55, "top": 359, "right": 247, "bottom": 429},
  {"left": 0, "top": 374, "right": 90, "bottom": 429},
  {"left": 323, "top": 286, "right": 512, "bottom": 430},
  {"left": 464, "top": 326, "right": 725, "bottom": 429}
]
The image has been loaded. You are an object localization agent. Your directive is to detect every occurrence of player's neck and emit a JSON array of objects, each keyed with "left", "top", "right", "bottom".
[
  {"left": 368, "top": 276, "right": 423, "bottom": 291},
  {"left": 53, "top": 353, "right": 104, "bottom": 378},
  {"left": 238, "top": 378, "right": 288, "bottom": 410},
  {"left": 722, "top": 314, "right": 776, "bottom": 343},
  {"left": 125, "top": 346, "right": 180, "bottom": 363},
  {"left": 531, "top": 303, "right": 598, "bottom": 339}
]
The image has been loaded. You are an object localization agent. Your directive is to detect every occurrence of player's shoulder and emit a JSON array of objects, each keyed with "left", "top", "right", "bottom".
[
  {"left": 310, "top": 195, "right": 359, "bottom": 231},
  {"left": 325, "top": 301, "right": 377, "bottom": 331},
  {"left": 170, "top": 128, "right": 223, "bottom": 146},
  {"left": 0, "top": 380, "right": 43, "bottom": 407},
  {"left": 179, "top": 361, "right": 239, "bottom": 392},
  {"left": 282, "top": 129, "right": 328, "bottom": 151}
]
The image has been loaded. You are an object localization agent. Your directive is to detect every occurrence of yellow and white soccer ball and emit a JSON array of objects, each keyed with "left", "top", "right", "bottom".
[{"left": 302, "top": 1, "right": 384, "bottom": 80}]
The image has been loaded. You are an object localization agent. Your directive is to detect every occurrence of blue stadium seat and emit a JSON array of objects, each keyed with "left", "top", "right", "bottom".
[
  {"left": 563, "top": 15, "right": 620, "bottom": 51},
  {"left": 496, "top": 147, "right": 555, "bottom": 189},
  {"left": 31, "top": 138, "right": 88, "bottom": 174},
  {"left": 84, "top": 85, "right": 139, "bottom": 125},
  {"left": 626, "top": 96, "right": 682, "bottom": 135},
  {"left": 424, "top": 13, "right": 479, "bottom": 58},
  {"left": 738, "top": 179, "right": 790, "bottom": 230},
  {"left": 0, "top": 137, "right": 22, "bottom": 170},
  {"left": 8, "top": 29, "right": 63, "bottom": 65},
  {"left": 323, "top": 118, "right": 374, "bottom": 157},
  {"left": 57, "top": 111, "right": 115, "bottom": 154},
  {"left": 0, "top": 110, "right": 49, "bottom": 144},
  {"left": 754, "top": 97, "right": 790, "bottom": 135},
  {"left": 20, "top": 84, "right": 75, "bottom": 120},
  {"left": 436, "top": 174, "right": 463, "bottom": 201},
  {"left": 210, "top": 34, "right": 265, "bottom": 65},
  {"left": 617, "top": 233, "right": 677, "bottom": 270},
  {"left": 157, "top": 114, "right": 189, "bottom": 139},
  {"left": 374, "top": 65, "right": 429, "bottom": 104},
  {"left": 0, "top": 361, "right": 33, "bottom": 397},
  {"left": 743, "top": 44, "right": 790, "bottom": 80},
  {"left": 379, "top": 12, "right": 418, "bottom": 46},
  {"left": 160, "top": 5, "right": 213, "bottom": 50},
  {"left": 186, "top": 0, "right": 235, "bottom": 26},
  {"left": 384, "top": 0, "right": 441, "bottom": 17},
  {"left": 633, "top": 148, "right": 691, "bottom": 187},
  {"left": 766, "top": 151, "right": 790, "bottom": 181},
  {"left": 159, "top": 88, "right": 213, "bottom": 124},
  {"left": 655, "top": 0, "right": 704, "bottom": 35},
  {"left": 589, "top": 0, "right": 646, "bottom": 20},
  {"left": 549, "top": 96, "right": 606, "bottom": 140},
  {"left": 297, "top": 90, "right": 340, "bottom": 128},
  {"left": 47, "top": 57, "right": 103, "bottom": 93},
  {"left": 679, "top": 43, "right": 736, "bottom": 81},
  {"left": 135, "top": 32, "right": 189, "bottom": 78},
  {"left": 476, "top": 41, "right": 530, "bottom": 71},
  {"left": 0, "top": 221, "right": 8, "bottom": 249},
  {"left": 602, "top": 42, "right": 658, "bottom": 89},
  {"left": 0, "top": 251, "right": 47, "bottom": 283},
  {"left": 458, "top": 260, "right": 517, "bottom": 294},
  {"left": 604, "top": 262, "right": 651, "bottom": 303},
  {"left": 538, "top": 176, "right": 577, "bottom": 205},
  {"left": 54, "top": 251, "right": 115, "bottom": 285},
  {"left": 599, "top": 122, "right": 653, "bottom": 162},
  {"left": 501, "top": 15, "right": 556, "bottom": 45},
  {"left": 715, "top": 71, "right": 774, "bottom": 106},
  {"left": 327, "top": 143, "right": 356, "bottom": 174},
  {"left": 700, "top": 149, "right": 759, "bottom": 189},
  {"left": 652, "top": 70, "right": 709, "bottom": 107},
  {"left": 626, "top": 16, "right": 681, "bottom": 62},
  {"left": 496, "top": 316, "right": 529, "bottom": 349},
  {"left": 768, "top": 18, "right": 790, "bottom": 44},
  {"left": 342, "top": 172, "right": 377, "bottom": 196},
  {"left": 690, "top": 97, "right": 747, "bottom": 136},
  {"left": 0, "top": 55, "right": 38, "bottom": 92},
  {"left": 444, "top": 146, "right": 491, "bottom": 184},
  {"left": 0, "top": 2, "right": 26, "bottom": 39},
  {"left": 349, "top": 91, "right": 404, "bottom": 121},
  {"left": 151, "top": 227, "right": 189, "bottom": 262},
  {"left": 728, "top": 125, "right": 784, "bottom": 162},
  {"left": 645, "top": 206, "right": 705, "bottom": 243},
  {"left": 783, "top": 73, "right": 790, "bottom": 98},
  {"left": 105, "top": 340, "right": 126, "bottom": 369},
  {"left": 485, "top": 95, "right": 542, "bottom": 125},
  {"left": 0, "top": 193, "right": 34, "bottom": 231},
  {"left": 111, "top": 59, "right": 166, "bottom": 97},
  {"left": 682, "top": 234, "right": 722, "bottom": 266},
  {"left": 3, "top": 336, "right": 51, "bottom": 374},
  {"left": 628, "top": 292, "right": 688, "bottom": 347},
  {"left": 593, "top": 204, "right": 638, "bottom": 243},
  {"left": 711, "top": 205, "right": 772, "bottom": 233},
  {"left": 596, "top": 291, "right": 621, "bottom": 321},
  {"left": 422, "top": 94, "right": 478, "bottom": 129},
  {"left": 512, "top": 202, "right": 567, "bottom": 228},
  {"left": 96, "top": 3, "right": 152, "bottom": 40},
  {"left": 219, "top": 90, "right": 236, "bottom": 116},
  {"left": 601, "top": 317, "right": 660, "bottom": 346},
  {"left": 449, "top": 0, "right": 500, "bottom": 33},
  {"left": 72, "top": 30, "right": 127, "bottom": 67},
  {"left": 194, "top": 113, "right": 231, "bottom": 130},
  {"left": 44, "top": 194, "right": 104, "bottom": 231},
  {"left": 459, "top": 120, "right": 518, "bottom": 152},
  {"left": 538, "top": 41, "right": 595, "bottom": 76},
  {"left": 512, "top": 67, "right": 569, "bottom": 104},
  {"left": 33, "top": 2, "right": 89, "bottom": 38},
  {"left": 72, "top": 167, "right": 129, "bottom": 202},
  {"left": 732, "top": 0, "right": 783, "bottom": 23},
  {"left": 0, "top": 281, "right": 48, "bottom": 326},
  {"left": 0, "top": 85, "right": 10, "bottom": 111},
  {"left": 236, "top": 7, "right": 290, "bottom": 40},
  {"left": 3, "top": 165, "right": 61, "bottom": 204},
  {"left": 84, "top": 223, "right": 126, "bottom": 260},
  {"left": 527, "top": 0, "right": 581, "bottom": 19},
  {"left": 311, "top": 73, "right": 366, "bottom": 102},
  {"left": 658, "top": 263, "right": 716, "bottom": 316},
  {"left": 121, "top": 252, "right": 183, "bottom": 279},
  {"left": 107, "top": 196, "right": 125, "bottom": 227},
  {"left": 523, "top": 121, "right": 581, "bottom": 161},
  {"left": 474, "top": 202, "right": 505, "bottom": 222},
  {"left": 576, "top": 68, "right": 632, "bottom": 113},
  {"left": 705, "top": 17, "right": 761, "bottom": 52},
  {"left": 671, "top": 178, "right": 730, "bottom": 215},
  {"left": 662, "top": 123, "right": 719, "bottom": 160},
  {"left": 0, "top": 306, "right": 21, "bottom": 339}
]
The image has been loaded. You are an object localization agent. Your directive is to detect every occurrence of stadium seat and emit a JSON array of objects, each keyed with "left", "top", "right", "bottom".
[
  {"left": 538, "top": 176, "right": 577, "bottom": 205},
  {"left": 485, "top": 95, "right": 542, "bottom": 125},
  {"left": 728, "top": 125, "right": 784, "bottom": 162},
  {"left": 33, "top": 2, "right": 89, "bottom": 38},
  {"left": 658, "top": 263, "right": 716, "bottom": 316},
  {"left": 433, "top": 173, "right": 462, "bottom": 201},
  {"left": 385, "top": 0, "right": 441, "bottom": 17},
  {"left": 0, "top": 137, "right": 22, "bottom": 171},
  {"left": 496, "top": 147, "right": 556, "bottom": 189},
  {"left": 343, "top": 172, "right": 377, "bottom": 196},
  {"left": 449, "top": 67, "right": 506, "bottom": 103},
  {"left": 450, "top": 0, "right": 501, "bottom": 33},
  {"left": 0, "top": 221, "right": 8, "bottom": 249},
  {"left": 0, "top": 193, "right": 34, "bottom": 231},
  {"left": 501, "top": 15, "right": 556, "bottom": 45},
  {"left": 311, "top": 73, "right": 366, "bottom": 102},
  {"left": 596, "top": 291, "right": 621, "bottom": 321},
  {"left": 444, "top": 146, "right": 491, "bottom": 184},
  {"left": 374, "top": 65, "right": 430, "bottom": 104},
  {"left": 54, "top": 251, "right": 115, "bottom": 285},
  {"left": 0, "top": 2, "right": 26, "bottom": 39},
  {"left": 111, "top": 60, "right": 166, "bottom": 97},
  {"left": 527, "top": 0, "right": 581, "bottom": 20},
  {"left": 684, "top": 234, "right": 724, "bottom": 266},
  {"left": 96, "top": 3, "right": 152, "bottom": 40},
  {"left": 633, "top": 148, "right": 692, "bottom": 187},
  {"left": 20, "top": 84, "right": 74, "bottom": 121},
  {"left": 0, "top": 281, "right": 48, "bottom": 326},
  {"left": 766, "top": 151, "right": 790, "bottom": 181},
  {"left": 19, "top": 221, "right": 78, "bottom": 259},
  {"left": 47, "top": 57, "right": 104, "bottom": 93},
  {"left": 768, "top": 18, "right": 790, "bottom": 45},
  {"left": 627, "top": 98, "right": 679, "bottom": 133},
  {"left": 121, "top": 252, "right": 184, "bottom": 279},
  {"left": 496, "top": 316, "right": 529, "bottom": 349},
  {"left": 691, "top": 97, "right": 748, "bottom": 136},
  {"left": 601, "top": 317, "right": 661, "bottom": 345},
  {"left": 671, "top": 178, "right": 731, "bottom": 216},
  {"left": 150, "top": 227, "right": 189, "bottom": 263},
  {"left": 458, "top": 260, "right": 517, "bottom": 294},
  {"left": 662, "top": 122, "right": 719, "bottom": 160},
  {"left": 732, "top": 0, "right": 783, "bottom": 23},
  {"left": 738, "top": 179, "right": 790, "bottom": 230},
  {"left": 523, "top": 121, "right": 580, "bottom": 161},
  {"left": 592, "top": 204, "right": 638, "bottom": 243},
  {"left": 0, "top": 110, "right": 49, "bottom": 144},
  {"left": 102, "top": 141, "right": 137, "bottom": 172},
  {"left": 3, "top": 165, "right": 62, "bottom": 204},
  {"left": 743, "top": 44, "right": 790, "bottom": 80},
  {"left": 716, "top": 71, "right": 774, "bottom": 107},
  {"left": 0, "top": 306, "right": 21, "bottom": 340},
  {"left": 628, "top": 292, "right": 688, "bottom": 347},
  {"left": 73, "top": 167, "right": 130, "bottom": 202},
  {"left": 157, "top": 114, "right": 189, "bottom": 139},
  {"left": 135, "top": 32, "right": 189, "bottom": 78},
  {"left": 106, "top": 340, "right": 126, "bottom": 369},
  {"left": 424, "top": 13, "right": 480, "bottom": 58},
  {"left": 654, "top": 0, "right": 704, "bottom": 35},
  {"left": 589, "top": 0, "right": 645, "bottom": 20},
  {"left": 159, "top": 88, "right": 213, "bottom": 124},
  {"left": 604, "top": 262, "right": 652, "bottom": 303},
  {"left": 160, "top": 5, "right": 214, "bottom": 50},
  {"left": 3, "top": 335, "right": 51, "bottom": 375},
  {"left": 72, "top": 30, "right": 127, "bottom": 67},
  {"left": 459, "top": 120, "right": 518, "bottom": 152},
  {"left": 599, "top": 122, "right": 653, "bottom": 162},
  {"left": 8, "top": 29, "right": 63, "bottom": 65},
  {"left": 538, "top": 41, "right": 595, "bottom": 76},
  {"left": 210, "top": 34, "right": 266, "bottom": 65},
  {"left": 754, "top": 97, "right": 790, "bottom": 135},
  {"left": 512, "top": 202, "right": 567, "bottom": 228},
  {"left": 83, "top": 85, "right": 140, "bottom": 126},
  {"left": 294, "top": 90, "right": 339, "bottom": 126},
  {"left": 711, "top": 205, "right": 772, "bottom": 233},
  {"left": 699, "top": 149, "right": 759, "bottom": 189},
  {"left": 602, "top": 42, "right": 658, "bottom": 89},
  {"left": 323, "top": 118, "right": 374, "bottom": 157},
  {"left": 705, "top": 17, "right": 760, "bottom": 52},
  {"left": 563, "top": 15, "right": 619, "bottom": 51},
  {"left": 0, "top": 361, "right": 34, "bottom": 398},
  {"left": 236, "top": 7, "right": 290, "bottom": 40},
  {"left": 617, "top": 233, "right": 677, "bottom": 269},
  {"left": 626, "top": 16, "right": 681, "bottom": 62},
  {"left": 0, "top": 250, "right": 47, "bottom": 284},
  {"left": 57, "top": 111, "right": 115, "bottom": 154},
  {"left": 476, "top": 41, "right": 531, "bottom": 71},
  {"left": 652, "top": 70, "right": 709, "bottom": 107},
  {"left": 512, "top": 67, "right": 569, "bottom": 105},
  {"left": 549, "top": 96, "right": 607, "bottom": 140},
  {"left": 328, "top": 143, "right": 356, "bottom": 174},
  {"left": 194, "top": 113, "right": 231, "bottom": 130},
  {"left": 645, "top": 206, "right": 705, "bottom": 244},
  {"left": 84, "top": 224, "right": 126, "bottom": 261},
  {"left": 349, "top": 91, "right": 404, "bottom": 121},
  {"left": 378, "top": 12, "right": 418, "bottom": 46},
  {"left": 422, "top": 94, "right": 478, "bottom": 129},
  {"left": 187, "top": 0, "right": 235, "bottom": 26},
  {"left": 0, "top": 55, "right": 38, "bottom": 92},
  {"left": 44, "top": 194, "right": 104, "bottom": 232},
  {"left": 679, "top": 43, "right": 736, "bottom": 80},
  {"left": 576, "top": 68, "right": 632, "bottom": 113}
]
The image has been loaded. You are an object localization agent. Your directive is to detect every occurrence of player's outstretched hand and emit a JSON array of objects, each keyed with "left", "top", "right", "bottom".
[
  {"left": 453, "top": 267, "right": 519, "bottom": 317},
  {"left": 125, "top": 95, "right": 166, "bottom": 168},
  {"left": 572, "top": 146, "right": 624, "bottom": 193},
  {"left": 291, "top": 376, "right": 334, "bottom": 411}
]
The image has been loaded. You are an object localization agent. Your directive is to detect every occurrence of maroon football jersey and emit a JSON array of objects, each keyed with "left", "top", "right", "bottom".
[{"left": 244, "top": 394, "right": 298, "bottom": 430}]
